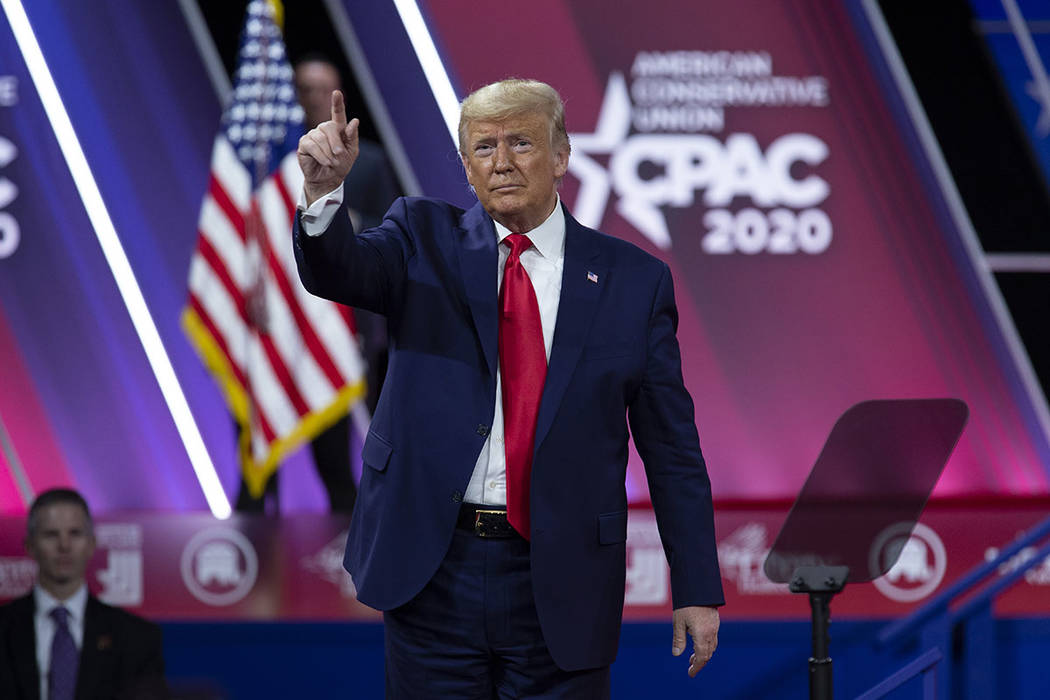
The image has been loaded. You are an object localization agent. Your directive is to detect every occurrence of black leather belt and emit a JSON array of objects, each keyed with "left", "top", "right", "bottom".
[{"left": 456, "top": 503, "right": 518, "bottom": 538}]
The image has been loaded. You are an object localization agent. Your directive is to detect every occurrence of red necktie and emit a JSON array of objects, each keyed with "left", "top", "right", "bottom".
[{"left": 499, "top": 233, "right": 547, "bottom": 539}]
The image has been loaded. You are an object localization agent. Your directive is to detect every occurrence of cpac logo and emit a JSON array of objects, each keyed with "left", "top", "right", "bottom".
[
  {"left": 624, "top": 511, "right": 668, "bottom": 605},
  {"left": 301, "top": 529, "right": 357, "bottom": 598},
  {"left": 870, "top": 522, "right": 947, "bottom": 603},
  {"left": 717, "top": 523, "right": 790, "bottom": 595},
  {"left": 569, "top": 73, "right": 829, "bottom": 250},
  {"left": 179, "top": 527, "right": 259, "bottom": 606},
  {"left": 95, "top": 523, "right": 143, "bottom": 607}
]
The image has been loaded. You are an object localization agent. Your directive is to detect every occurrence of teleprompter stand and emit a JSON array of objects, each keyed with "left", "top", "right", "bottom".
[
  {"left": 790, "top": 564, "right": 848, "bottom": 700},
  {"left": 763, "top": 399, "right": 968, "bottom": 700}
]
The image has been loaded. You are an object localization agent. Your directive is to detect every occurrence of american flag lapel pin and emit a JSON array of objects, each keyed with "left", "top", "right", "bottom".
[{"left": 587, "top": 271, "right": 599, "bottom": 284}]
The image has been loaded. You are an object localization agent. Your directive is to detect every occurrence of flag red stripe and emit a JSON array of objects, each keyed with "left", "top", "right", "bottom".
[
  {"left": 338, "top": 304, "right": 357, "bottom": 334},
  {"left": 256, "top": 316, "right": 312, "bottom": 418},
  {"left": 188, "top": 293, "right": 249, "bottom": 392},
  {"left": 197, "top": 232, "right": 312, "bottom": 418},
  {"left": 196, "top": 234, "right": 248, "bottom": 322},
  {"left": 252, "top": 192, "right": 348, "bottom": 389},
  {"left": 188, "top": 293, "right": 278, "bottom": 444},
  {"left": 273, "top": 171, "right": 358, "bottom": 337},
  {"left": 209, "top": 175, "right": 247, "bottom": 242},
  {"left": 272, "top": 166, "right": 295, "bottom": 218}
]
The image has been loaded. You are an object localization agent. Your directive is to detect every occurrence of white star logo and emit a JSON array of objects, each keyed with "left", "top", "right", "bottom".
[
  {"left": 1003, "top": 0, "right": 1050, "bottom": 137},
  {"left": 567, "top": 72, "right": 831, "bottom": 251},
  {"left": 1025, "top": 78, "right": 1050, "bottom": 137},
  {"left": 568, "top": 72, "right": 673, "bottom": 250}
]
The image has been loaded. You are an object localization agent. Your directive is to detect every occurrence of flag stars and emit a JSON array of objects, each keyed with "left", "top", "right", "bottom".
[{"left": 219, "top": 0, "right": 303, "bottom": 174}]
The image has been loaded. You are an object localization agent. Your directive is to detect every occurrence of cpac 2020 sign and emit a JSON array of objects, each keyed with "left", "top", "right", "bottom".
[{"left": 569, "top": 53, "right": 831, "bottom": 255}]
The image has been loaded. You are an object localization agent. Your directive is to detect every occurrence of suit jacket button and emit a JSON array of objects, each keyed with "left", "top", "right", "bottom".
[
  {"left": 452, "top": 491, "right": 463, "bottom": 503},
  {"left": 476, "top": 424, "right": 490, "bottom": 437}
]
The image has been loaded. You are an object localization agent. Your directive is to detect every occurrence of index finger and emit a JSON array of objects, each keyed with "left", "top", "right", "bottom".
[{"left": 330, "top": 89, "right": 347, "bottom": 129}]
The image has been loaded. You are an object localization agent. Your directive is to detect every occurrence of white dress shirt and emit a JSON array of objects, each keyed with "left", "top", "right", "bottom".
[
  {"left": 33, "top": 583, "right": 88, "bottom": 700},
  {"left": 299, "top": 187, "right": 566, "bottom": 505}
]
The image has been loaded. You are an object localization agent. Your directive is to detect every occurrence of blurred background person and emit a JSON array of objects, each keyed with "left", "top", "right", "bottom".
[
  {"left": 234, "top": 53, "right": 400, "bottom": 515},
  {"left": 0, "top": 489, "right": 167, "bottom": 700}
]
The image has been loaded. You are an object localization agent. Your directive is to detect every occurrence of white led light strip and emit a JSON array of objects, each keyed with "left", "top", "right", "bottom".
[
  {"left": 1, "top": 0, "right": 231, "bottom": 518},
  {"left": 392, "top": 0, "right": 461, "bottom": 147}
]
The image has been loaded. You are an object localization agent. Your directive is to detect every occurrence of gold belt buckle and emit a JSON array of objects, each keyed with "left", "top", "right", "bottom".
[{"left": 474, "top": 509, "right": 504, "bottom": 537}]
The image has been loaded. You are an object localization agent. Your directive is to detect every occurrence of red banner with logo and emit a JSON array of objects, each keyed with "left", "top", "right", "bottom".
[{"left": 2, "top": 506, "right": 1047, "bottom": 621}]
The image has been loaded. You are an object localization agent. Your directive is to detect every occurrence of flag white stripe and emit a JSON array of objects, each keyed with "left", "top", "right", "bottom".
[
  {"left": 279, "top": 152, "right": 305, "bottom": 206},
  {"left": 274, "top": 159, "right": 366, "bottom": 382},
  {"left": 211, "top": 137, "right": 252, "bottom": 210},
  {"left": 189, "top": 256, "right": 296, "bottom": 436},
  {"left": 198, "top": 197, "right": 251, "bottom": 290},
  {"left": 250, "top": 423, "right": 269, "bottom": 462},
  {"left": 260, "top": 262, "right": 338, "bottom": 411},
  {"left": 272, "top": 156, "right": 363, "bottom": 381},
  {"left": 188, "top": 255, "right": 248, "bottom": 375},
  {"left": 244, "top": 332, "right": 298, "bottom": 436},
  {"left": 261, "top": 169, "right": 364, "bottom": 382},
  {"left": 256, "top": 175, "right": 362, "bottom": 381}
]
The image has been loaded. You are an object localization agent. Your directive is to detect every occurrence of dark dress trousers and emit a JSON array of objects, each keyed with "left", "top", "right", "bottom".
[
  {"left": 294, "top": 196, "right": 725, "bottom": 671},
  {"left": 0, "top": 593, "right": 166, "bottom": 700}
]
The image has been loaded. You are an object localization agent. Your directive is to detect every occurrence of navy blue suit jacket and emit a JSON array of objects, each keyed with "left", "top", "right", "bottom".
[{"left": 294, "top": 196, "right": 723, "bottom": 670}]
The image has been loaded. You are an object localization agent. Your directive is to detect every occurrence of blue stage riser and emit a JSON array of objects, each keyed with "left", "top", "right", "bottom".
[{"left": 160, "top": 618, "right": 1050, "bottom": 699}]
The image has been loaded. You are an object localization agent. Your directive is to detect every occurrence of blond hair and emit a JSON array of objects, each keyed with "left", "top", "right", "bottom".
[{"left": 458, "top": 79, "right": 569, "bottom": 155}]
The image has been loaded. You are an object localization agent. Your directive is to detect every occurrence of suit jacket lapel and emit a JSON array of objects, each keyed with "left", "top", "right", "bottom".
[
  {"left": 76, "top": 597, "right": 104, "bottom": 700},
  {"left": 455, "top": 202, "right": 499, "bottom": 377},
  {"left": 535, "top": 208, "right": 604, "bottom": 452},
  {"left": 10, "top": 594, "right": 39, "bottom": 700}
]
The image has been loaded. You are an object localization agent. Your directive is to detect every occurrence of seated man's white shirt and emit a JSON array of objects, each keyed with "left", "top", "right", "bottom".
[{"left": 33, "top": 584, "right": 87, "bottom": 700}]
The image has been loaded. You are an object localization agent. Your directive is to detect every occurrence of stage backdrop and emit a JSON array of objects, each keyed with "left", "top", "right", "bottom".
[
  {"left": 1, "top": 0, "right": 1049, "bottom": 515},
  {"left": 339, "top": 0, "right": 1050, "bottom": 503}
]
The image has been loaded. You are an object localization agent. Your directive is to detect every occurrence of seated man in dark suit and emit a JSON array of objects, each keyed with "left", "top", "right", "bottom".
[{"left": 0, "top": 489, "right": 166, "bottom": 700}]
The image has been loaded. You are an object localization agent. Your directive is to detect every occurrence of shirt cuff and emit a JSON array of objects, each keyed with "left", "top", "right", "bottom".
[{"left": 297, "top": 183, "right": 345, "bottom": 237}]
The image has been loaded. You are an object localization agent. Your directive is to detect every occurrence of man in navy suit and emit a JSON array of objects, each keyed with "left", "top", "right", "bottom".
[
  {"left": 0, "top": 489, "right": 166, "bottom": 699},
  {"left": 295, "top": 78, "right": 723, "bottom": 697}
]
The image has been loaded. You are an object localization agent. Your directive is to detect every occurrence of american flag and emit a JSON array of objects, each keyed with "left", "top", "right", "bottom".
[{"left": 182, "top": 0, "right": 366, "bottom": 497}]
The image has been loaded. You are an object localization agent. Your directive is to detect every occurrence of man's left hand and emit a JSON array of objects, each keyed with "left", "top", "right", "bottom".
[{"left": 671, "top": 605, "right": 720, "bottom": 677}]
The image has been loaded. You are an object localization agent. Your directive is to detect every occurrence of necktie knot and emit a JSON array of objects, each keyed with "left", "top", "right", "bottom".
[
  {"left": 503, "top": 233, "right": 533, "bottom": 261},
  {"left": 50, "top": 606, "right": 69, "bottom": 626}
]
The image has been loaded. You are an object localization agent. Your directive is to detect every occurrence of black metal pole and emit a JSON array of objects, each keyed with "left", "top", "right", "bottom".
[{"left": 809, "top": 591, "right": 833, "bottom": 700}]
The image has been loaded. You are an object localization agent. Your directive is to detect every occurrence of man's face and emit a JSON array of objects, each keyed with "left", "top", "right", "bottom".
[
  {"left": 25, "top": 503, "right": 95, "bottom": 591},
  {"left": 295, "top": 61, "right": 341, "bottom": 130},
  {"left": 461, "top": 111, "right": 569, "bottom": 232}
]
